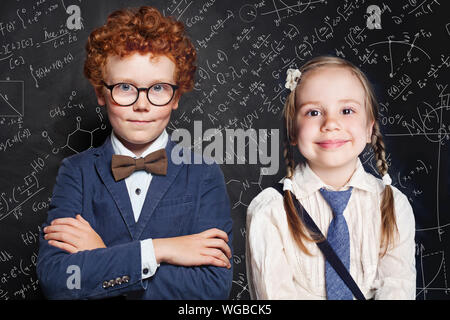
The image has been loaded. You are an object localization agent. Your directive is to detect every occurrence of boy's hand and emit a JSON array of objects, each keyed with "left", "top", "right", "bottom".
[
  {"left": 153, "top": 228, "right": 232, "bottom": 269},
  {"left": 44, "top": 215, "right": 106, "bottom": 253}
]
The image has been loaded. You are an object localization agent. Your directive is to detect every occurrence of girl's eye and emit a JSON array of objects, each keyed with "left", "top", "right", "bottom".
[
  {"left": 342, "top": 108, "right": 355, "bottom": 115},
  {"left": 306, "top": 110, "right": 321, "bottom": 117}
]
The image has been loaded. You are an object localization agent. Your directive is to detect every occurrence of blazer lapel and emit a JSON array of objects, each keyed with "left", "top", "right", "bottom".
[
  {"left": 134, "top": 139, "right": 184, "bottom": 239},
  {"left": 94, "top": 137, "right": 137, "bottom": 240}
]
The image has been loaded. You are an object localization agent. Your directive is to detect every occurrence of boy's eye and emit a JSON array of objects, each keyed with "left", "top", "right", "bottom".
[
  {"left": 151, "top": 83, "right": 167, "bottom": 93},
  {"left": 117, "top": 83, "right": 134, "bottom": 92}
]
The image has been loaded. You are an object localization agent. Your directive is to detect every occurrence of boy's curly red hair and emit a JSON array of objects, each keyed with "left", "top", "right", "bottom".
[{"left": 84, "top": 6, "right": 197, "bottom": 96}]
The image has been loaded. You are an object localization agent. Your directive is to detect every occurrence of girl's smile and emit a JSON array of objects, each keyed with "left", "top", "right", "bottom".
[{"left": 315, "top": 139, "right": 350, "bottom": 149}]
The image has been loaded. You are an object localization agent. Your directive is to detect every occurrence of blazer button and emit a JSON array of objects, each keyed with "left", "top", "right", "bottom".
[
  {"left": 115, "top": 277, "right": 123, "bottom": 285},
  {"left": 122, "top": 276, "right": 130, "bottom": 283},
  {"left": 102, "top": 281, "right": 109, "bottom": 289},
  {"left": 108, "top": 279, "right": 115, "bottom": 287}
]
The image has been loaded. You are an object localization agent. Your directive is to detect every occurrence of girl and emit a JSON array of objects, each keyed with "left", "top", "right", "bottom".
[{"left": 246, "top": 56, "right": 416, "bottom": 300}]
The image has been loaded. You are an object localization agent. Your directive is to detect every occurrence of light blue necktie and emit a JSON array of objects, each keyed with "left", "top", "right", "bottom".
[{"left": 319, "top": 187, "right": 353, "bottom": 300}]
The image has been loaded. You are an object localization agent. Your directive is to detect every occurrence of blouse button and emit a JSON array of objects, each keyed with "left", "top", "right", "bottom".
[{"left": 135, "top": 188, "right": 141, "bottom": 195}]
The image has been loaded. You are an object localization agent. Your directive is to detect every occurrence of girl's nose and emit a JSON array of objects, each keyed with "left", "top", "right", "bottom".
[{"left": 321, "top": 115, "right": 341, "bottom": 132}]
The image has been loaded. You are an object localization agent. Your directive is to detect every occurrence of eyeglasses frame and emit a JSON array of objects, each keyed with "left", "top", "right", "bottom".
[{"left": 101, "top": 80, "right": 179, "bottom": 107}]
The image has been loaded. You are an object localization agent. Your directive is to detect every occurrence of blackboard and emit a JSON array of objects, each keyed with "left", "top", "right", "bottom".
[{"left": 0, "top": 0, "right": 448, "bottom": 300}]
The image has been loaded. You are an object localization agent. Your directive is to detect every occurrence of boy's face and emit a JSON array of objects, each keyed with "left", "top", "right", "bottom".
[
  {"left": 295, "top": 66, "right": 374, "bottom": 175},
  {"left": 96, "top": 52, "right": 179, "bottom": 156}
]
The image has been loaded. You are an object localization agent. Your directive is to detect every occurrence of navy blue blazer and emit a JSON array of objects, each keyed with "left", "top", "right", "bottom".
[{"left": 36, "top": 135, "right": 233, "bottom": 299}]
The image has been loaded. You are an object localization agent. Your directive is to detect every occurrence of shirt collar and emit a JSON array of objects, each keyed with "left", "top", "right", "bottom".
[
  {"left": 287, "top": 158, "right": 377, "bottom": 200},
  {"left": 111, "top": 129, "right": 168, "bottom": 158}
]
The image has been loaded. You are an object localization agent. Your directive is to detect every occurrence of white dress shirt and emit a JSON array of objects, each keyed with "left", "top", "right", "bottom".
[
  {"left": 246, "top": 158, "right": 416, "bottom": 300},
  {"left": 111, "top": 129, "right": 168, "bottom": 280}
]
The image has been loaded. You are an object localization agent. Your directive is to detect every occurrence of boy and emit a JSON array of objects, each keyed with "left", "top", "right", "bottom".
[{"left": 36, "top": 6, "right": 233, "bottom": 300}]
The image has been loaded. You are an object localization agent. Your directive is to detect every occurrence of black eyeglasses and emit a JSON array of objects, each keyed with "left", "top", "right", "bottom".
[{"left": 102, "top": 81, "right": 179, "bottom": 106}]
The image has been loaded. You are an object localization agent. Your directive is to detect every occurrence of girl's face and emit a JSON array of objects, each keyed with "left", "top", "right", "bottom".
[
  {"left": 95, "top": 52, "right": 179, "bottom": 156},
  {"left": 295, "top": 66, "right": 374, "bottom": 175}
]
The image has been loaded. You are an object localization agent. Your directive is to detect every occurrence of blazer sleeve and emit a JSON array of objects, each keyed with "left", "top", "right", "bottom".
[
  {"left": 144, "top": 163, "right": 233, "bottom": 299},
  {"left": 36, "top": 157, "right": 147, "bottom": 300}
]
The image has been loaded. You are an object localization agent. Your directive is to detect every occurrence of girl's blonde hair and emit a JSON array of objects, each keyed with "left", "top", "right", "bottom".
[{"left": 282, "top": 56, "right": 397, "bottom": 257}]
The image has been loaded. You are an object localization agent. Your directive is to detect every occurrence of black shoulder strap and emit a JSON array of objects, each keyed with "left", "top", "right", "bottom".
[{"left": 272, "top": 183, "right": 366, "bottom": 300}]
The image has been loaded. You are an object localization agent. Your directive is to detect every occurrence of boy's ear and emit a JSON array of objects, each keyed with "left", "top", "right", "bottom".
[
  {"left": 171, "top": 95, "right": 180, "bottom": 111},
  {"left": 94, "top": 86, "right": 106, "bottom": 106}
]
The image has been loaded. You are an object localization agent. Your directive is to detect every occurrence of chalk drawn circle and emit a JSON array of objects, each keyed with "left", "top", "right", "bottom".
[{"left": 239, "top": 4, "right": 257, "bottom": 23}]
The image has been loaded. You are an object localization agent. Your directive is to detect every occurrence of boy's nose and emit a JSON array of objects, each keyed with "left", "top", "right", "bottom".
[{"left": 133, "top": 91, "right": 151, "bottom": 111}]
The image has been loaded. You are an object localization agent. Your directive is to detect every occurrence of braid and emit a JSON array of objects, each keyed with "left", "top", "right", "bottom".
[
  {"left": 371, "top": 122, "right": 388, "bottom": 175},
  {"left": 371, "top": 122, "right": 398, "bottom": 256},
  {"left": 284, "top": 139, "right": 295, "bottom": 179}
]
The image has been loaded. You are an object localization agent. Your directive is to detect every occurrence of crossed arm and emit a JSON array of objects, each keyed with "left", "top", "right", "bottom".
[{"left": 44, "top": 215, "right": 232, "bottom": 269}]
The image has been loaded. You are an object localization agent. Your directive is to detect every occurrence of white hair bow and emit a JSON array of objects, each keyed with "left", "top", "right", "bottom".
[
  {"left": 283, "top": 178, "right": 294, "bottom": 192},
  {"left": 382, "top": 174, "right": 392, "bottom": 186},
  {"left": 285, "top": 69, "right": 301, "bottom": 91}
]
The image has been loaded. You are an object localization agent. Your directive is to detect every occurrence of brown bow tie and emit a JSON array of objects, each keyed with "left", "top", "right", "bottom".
[{"left": 111, "top": 149, "right": 168, "bottom": 182}]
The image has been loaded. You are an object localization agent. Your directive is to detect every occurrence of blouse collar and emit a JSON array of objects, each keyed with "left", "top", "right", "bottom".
[{"left": 287, "top": 158, "right": 377, "bottom": 200}]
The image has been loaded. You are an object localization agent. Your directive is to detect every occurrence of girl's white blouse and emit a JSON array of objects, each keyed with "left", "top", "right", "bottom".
[{"left": 246, "top": 159, "right": 416, "bottom": 300}]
